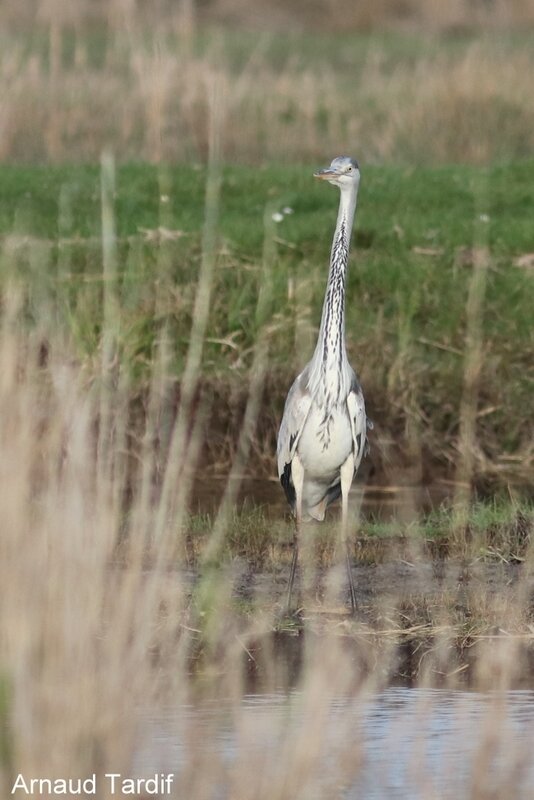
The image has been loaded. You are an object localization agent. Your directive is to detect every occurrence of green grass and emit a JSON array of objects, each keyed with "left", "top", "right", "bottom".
[
  {"left": 184, "top": 499, "right": 534, "bottom": 567},
  {"left": 0, "top": 160, "right": 533, "bottom": 486},
  {"left": 3, "top": 160, "right": 534, "bottom": 249}
]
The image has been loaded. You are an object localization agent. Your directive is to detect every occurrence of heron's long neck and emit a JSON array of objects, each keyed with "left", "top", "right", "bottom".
[{"left": 310, "top": 184, "right": 358, "bottom": 395}]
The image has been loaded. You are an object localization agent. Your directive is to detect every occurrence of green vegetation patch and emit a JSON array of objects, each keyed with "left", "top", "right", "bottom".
[
  {"left": 184, "top": 499, "right": 534, "bottom": 568},
  {"left": 0, "top": 161, "right": 532, "bottom": 487}
]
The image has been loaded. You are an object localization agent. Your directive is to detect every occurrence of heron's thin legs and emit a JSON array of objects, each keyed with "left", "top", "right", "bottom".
[
  {"left": 287, "top": 456, "right": 305, "bottom": 612},
  {"left": 340, "top": 456, "right": 356, "bottom": 613},
  {"left": 287, "top": 534, "right": 299, "bottom": 611}
]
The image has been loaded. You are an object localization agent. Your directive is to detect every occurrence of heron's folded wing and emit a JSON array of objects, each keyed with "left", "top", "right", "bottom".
[
  {"left": 276, "top": 368, "right": 313, "bottom": 479},
  {"left": 346, "top": 376, "right": 367, "bottom": 469}
]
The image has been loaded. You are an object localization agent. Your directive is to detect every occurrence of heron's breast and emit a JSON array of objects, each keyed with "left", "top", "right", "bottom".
[{"left": 297, "top": 403, "right": 352, "bottom": 478}]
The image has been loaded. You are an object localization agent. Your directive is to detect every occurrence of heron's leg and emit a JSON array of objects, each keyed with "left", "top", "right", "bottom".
[
  {"left": 287, "top": 455, "right": 305, "bottom": 612},
  {"left": 340, "top": 455, "right": 356, "bottom": 613}
]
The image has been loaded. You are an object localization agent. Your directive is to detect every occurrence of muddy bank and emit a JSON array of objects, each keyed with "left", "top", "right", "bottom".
[
  {"left": 179, "top": 555, "right": 534, "bottom": 686},
  {"left": 228, "top": 553, "right": 527, "bottom": 613}
]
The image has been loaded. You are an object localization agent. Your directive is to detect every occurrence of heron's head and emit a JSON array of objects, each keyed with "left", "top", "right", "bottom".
[{"left": 314, "top": 156, "right": 360, "bottom": 189}]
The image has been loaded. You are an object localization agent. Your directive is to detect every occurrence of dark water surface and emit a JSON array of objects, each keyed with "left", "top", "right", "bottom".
[
  {"left": 192, "top": 477, "right": 452, "bottom": 520},
  {"left": 136, "top": 686, "right": 534, "bottom": 798}
]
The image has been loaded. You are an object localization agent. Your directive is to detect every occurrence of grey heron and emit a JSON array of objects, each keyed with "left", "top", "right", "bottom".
[{"left": 277, "top": 155, "right": 368, "bottom": 613}]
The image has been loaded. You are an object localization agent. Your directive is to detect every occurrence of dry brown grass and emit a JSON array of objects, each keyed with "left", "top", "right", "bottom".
[
  {"left": 203, "top": 0, "right": 534, "bottom": 33},
  {"left": 0, "top": 4, "right": 533, "bottom": 164},
  {"left": 3, "top": 0, "right": 534, "bottom": 34}
]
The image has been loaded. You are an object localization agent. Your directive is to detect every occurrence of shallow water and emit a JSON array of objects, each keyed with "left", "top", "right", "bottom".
[
  {"left": 136, "top": 686, "right": 534, "bottom": 799},
  {"left": 192, "top": 476, "right": 452, "bottom": 520}
]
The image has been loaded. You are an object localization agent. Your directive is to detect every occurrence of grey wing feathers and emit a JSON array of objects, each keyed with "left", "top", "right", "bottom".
[
  {"left": 347, "top": 370, "right": 368, "bottom": 468},
  {"left": 277, "top": 368, "right": 313, "bottom": 510},
  {"left": 276, "top": 367, "right": 312, "bottom": 480}
]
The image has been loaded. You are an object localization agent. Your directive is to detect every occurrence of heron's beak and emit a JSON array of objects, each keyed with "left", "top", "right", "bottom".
[{"left": 313, "top": 168, "right": 338, "bottom": 180}]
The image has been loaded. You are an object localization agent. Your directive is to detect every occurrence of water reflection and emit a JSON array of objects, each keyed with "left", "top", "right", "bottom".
[
  {"left": 136, "top": 687, "right": 534, "bottom": 799},
  {"left": 191, "top": 477, "right": 452, "bottom": 520}
]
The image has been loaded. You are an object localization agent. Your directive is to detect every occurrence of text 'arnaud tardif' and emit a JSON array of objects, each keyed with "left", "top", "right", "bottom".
[{"left": 11, "top": 773, "right": 175, "bottom": 795}]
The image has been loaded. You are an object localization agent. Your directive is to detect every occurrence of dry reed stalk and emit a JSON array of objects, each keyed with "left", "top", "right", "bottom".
[
  {"left": 0, "top": 301, "right": 129, "bottom": 792},
  {"left": 153, "top": 78, "right": 224, "bottom": 553},
  {"left": 0, "top": 179, "right": 194, "bottom": 798},
  {"left": 454, "top": 178, "right": 490, "bottom": 540},
  {"left": 200, "top": 202, "right": 274, "bottom": 567}
]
